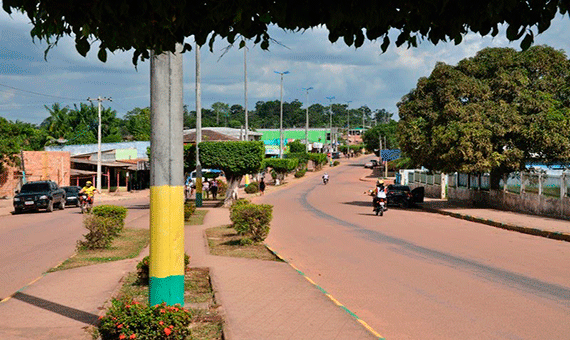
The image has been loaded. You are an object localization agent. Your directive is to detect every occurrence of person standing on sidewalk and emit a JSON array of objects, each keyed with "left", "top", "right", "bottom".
[
  {"left": 210, "top": 180, "right": 219, "bottom": 200},
  {"left": 203, "top": 179, "right": 210, "bottom": 199},
  {"left": 259, "top": 177, "right": 266, "bottom": 195}
]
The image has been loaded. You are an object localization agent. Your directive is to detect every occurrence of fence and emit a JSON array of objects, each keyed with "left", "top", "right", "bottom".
[{"left": 411, "top": 170, "right": 569, "bottom": 200}]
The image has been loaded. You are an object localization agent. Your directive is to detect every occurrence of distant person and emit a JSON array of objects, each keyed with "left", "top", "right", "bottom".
[
  {"left": 203, "top": 180, "right": 210, "bottom": 199},
  {"left": 259, "top": 177, "right": 266, "bottom": 195},
  {"left": 210, "top": 180, "right": 219, "bottom": 199}
]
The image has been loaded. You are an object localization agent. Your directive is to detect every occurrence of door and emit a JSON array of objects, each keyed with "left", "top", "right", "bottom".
[{"left": 411, "top": 187, "right": 424, "bottom": 203}]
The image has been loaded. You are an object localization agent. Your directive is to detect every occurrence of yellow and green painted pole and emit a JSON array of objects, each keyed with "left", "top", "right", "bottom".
[
  {"left": 149, "top": 46, "right": 185, "bottom": 306},
  {"left": 195, "top": 44, "right": 203, "bottom": 208}
]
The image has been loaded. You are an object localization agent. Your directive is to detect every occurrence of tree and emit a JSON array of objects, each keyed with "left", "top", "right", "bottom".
[
  {"left": 397, "top": 45, "right": 570, "bottom": 188},
  {"left": 122, "top": 107, "right": 151, "bottom": 141},
  {"left": 211, "top": 102, "right": 230, "bottom": 126},
  {"left": 4, "top": 1, "right": 565, "bottom": 65},
  {"left": 0, "top": 117, "right": 48, "bottom": 172},
  {"left": 288, "top": 140, "right": 306, "bottom": 153},
  {"left": 362, "top": 120, "right": 399, "bottom": 152},
  {"left": 198, "top": 141, "right": 265, "bottom": 206}
]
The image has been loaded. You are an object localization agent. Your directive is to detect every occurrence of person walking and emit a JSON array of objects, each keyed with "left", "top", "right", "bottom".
[
  {"left": 203, "top": 179, "right": 210, "bottom": 199},
  {"left": 259, "top": 177, "right": 266, "bottom": 195},
  {"left": 210, "top": 179, "right": 219, "bottom": 200}
]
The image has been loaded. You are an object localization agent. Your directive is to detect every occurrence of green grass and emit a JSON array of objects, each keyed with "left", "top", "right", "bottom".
[
  {"left": 50, "top": 228, "right": 149, "bottom": 272},
  {"left": 206, "top": 225, "right": 282, "bottom": 261},
  {"left": 185, "top": 209, "right": 208, "bottom": 225}
]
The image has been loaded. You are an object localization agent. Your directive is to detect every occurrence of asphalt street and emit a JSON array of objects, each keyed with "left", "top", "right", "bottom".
[{"left": 259, "top": 158, "right": 570, "bottom": 340}]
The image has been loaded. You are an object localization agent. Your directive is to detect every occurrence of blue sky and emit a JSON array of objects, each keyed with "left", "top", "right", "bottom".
[{"left": 1, "top": 10, "right": 569, "bottom": 125}]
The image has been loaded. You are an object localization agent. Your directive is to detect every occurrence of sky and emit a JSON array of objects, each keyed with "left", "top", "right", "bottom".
[{"left": 1, "top": 10, "right": 570, "bottom": 125}]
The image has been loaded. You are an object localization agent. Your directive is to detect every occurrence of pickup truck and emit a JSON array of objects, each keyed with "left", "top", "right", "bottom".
[{"left": 13, "top": 180, "right": 66, "bottom": 214}]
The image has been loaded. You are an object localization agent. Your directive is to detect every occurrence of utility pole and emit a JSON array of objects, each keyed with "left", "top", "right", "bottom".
[
  {"left": 302, "top": 87, "right": 313, "bottom": 152},
  {"left": 384, "top": 136, "right": 388, "bottom": 178},
  {"left": 87, "top": 96, "right": 111, "bottom": 193},
  {"left": 326, "top": 96, "right": 335, "bottom": 152},
  {"left": 275, "top": 71, "right": 289, "bottom": 159},
  {"left": 345, "top": 100, "right": 352, "bottom": 136},
  {"left": 149, "top": 45, "right": 184, "bottom": 306},
  {"left": 195, "top": 44, "right": 203, "bottom": 208},
  {"left": 244, "top": 40, "right": 249, "bottom": 141},
  {"left": 379, "top": 132, "right": 383, "bottom": 178}
]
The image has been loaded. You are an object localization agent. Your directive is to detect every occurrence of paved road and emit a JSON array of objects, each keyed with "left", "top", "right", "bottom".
[
  {"left": 0, "top": 198, "right": 149, "bottom": 301},
  {"left": 260, "top": 158, "right": 570, "bottom": 340}
]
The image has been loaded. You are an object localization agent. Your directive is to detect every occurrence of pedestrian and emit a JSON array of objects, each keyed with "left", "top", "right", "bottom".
[
  {"left": 259, "top": 177, "right": 266, "bottom": 195},
  {"left": 203, "top": 179, "right": 210, "bottom": 199},
  {"left": 210, "top": 179, "right": 219, "bottom": 200}
]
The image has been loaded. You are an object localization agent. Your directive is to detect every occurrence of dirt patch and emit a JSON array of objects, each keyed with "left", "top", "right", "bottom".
[{"left": 206, "top": 225, "right": 282, "bottom": 261}]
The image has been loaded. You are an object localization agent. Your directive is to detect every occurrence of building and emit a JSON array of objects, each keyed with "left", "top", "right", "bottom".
[
  {"left": 0, "top": 151, "right": 70, "bottom": 197},
  {"left": 183, "top": 127, "right": 262, "bottom": 143},
  {"left": 257, "top": 128, "right": 336, "bottom": 155}
]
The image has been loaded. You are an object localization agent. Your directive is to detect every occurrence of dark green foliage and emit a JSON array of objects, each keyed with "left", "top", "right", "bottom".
[
  {"left": 285, "top": 152, "right": 309, "bottom": 167},
  {"left": 398, "top": 46, "right": 570, "bottom": 187},
  {"left": 183, "top": 144, "right": 196, "bottom": 174},
  {"left": 216, "top": 179, "right": 228, "bottom": 196},
  {"left": 136, "top": 254, "right": 190, "bottom": 285},
  {"left": 199, "top": 141, "right": 264, "bottom": 179},
  {"left": 244, "top": 182, "right": 259, "bottom": 194},
  {"left": 333, "top": 161, "right": 340, "bottom": 166},
  {"left": 294, "top": 168, "right": 307, "bottom": 178},
  {"left": 288, "top": 140, "right": 306, "bottom": 153},
  {"left": 0, "top": 117, "right": 48, "bottom": 172},
  {"left": 229, "top": 202, "right": 273, "bottom": 242},
  {"left": 308, "top": 153, "right": 328, "bottom": 167},
  {"left": 262, "top": 158, "right": 299, "bottom": 174},
  {"left": 349, "top": 144, "right": 364, "bottom": 155},
  {"left": 229, "top": 198, "right": 251, "bottom": 215},
  {"left": 98, "top": 299, "right": 192, "bottom": 340},
  {"left": 184, "top": 202, "right": 196, "bottom": 221},
  {"left": 91, "top": 205, "right": 128, "bottom": 236},
  {"left": 122, "top": 107, "right": 150, "bottom": 141},
  {"left": 5, "top": 0, "right": 561, "bottom": 65},
  {"left": 362, "top": 121, "right": 399, "bottom": 152}
]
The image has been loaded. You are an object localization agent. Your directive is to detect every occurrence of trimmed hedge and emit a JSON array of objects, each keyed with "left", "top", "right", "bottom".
[
  {"left": 261, "top": 158, "right": 299, "bottom": 174},
  {"left": 285, "top": 152, "right": 309, "bottom": 167},
  {"left": 308, "top": 153, "right": 327, "bottom": 166},
  {"left": 91, "top": 205, "right": 128, "bottom": 236},
  {"left": 77, "top": 215, "right": 118, "bottom": 250},
  {"left": 294, "top": 168, "right": 306, "bottom": 178},
  {"left": 184, "top": 202, "right": 196, "bottom": 221},
  {"left": 229, "top": 201, "right": 273, "bottom": 242},
  {"left": 244, "top": 181, "right": 259, "bottom": 194}
]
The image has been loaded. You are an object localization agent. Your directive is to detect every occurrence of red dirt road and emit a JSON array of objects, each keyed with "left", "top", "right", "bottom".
[
  {"left": 259, "top": 159, "right": 570, "bottom": 340},
  {"left": 0, "top": 197, "right": 149, "bottom": 301}
]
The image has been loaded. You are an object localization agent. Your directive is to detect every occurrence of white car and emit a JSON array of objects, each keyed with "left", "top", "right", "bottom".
[{"left": 364, "top": 160, "right": 379, "bottom": 169}]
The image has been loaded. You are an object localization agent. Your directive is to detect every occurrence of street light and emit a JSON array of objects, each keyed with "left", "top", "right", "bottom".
[
  {"left": 345, "top": 100, "right": 352, "bottom": 136},
  {"left": 302, "top": 87, "right": 313, "bottom": 152},
  {"left": 275, "top": 70, "right": 289, "bottom": 159},
  {"left": 326, "top": 96, "right": 335, "bottom": 152}
]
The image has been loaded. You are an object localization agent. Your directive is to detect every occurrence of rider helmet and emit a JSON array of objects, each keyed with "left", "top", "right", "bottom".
[{"left": 86, "top": 181, "right": 92, "bottom": 186}]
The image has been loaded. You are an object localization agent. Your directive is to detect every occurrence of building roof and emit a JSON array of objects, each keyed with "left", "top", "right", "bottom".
[
  {"left": 71, "top": 158, "right": 131, "bottom": 169},
  {"left": 183, "top": 127, "right": 262, "bottom": 143}
]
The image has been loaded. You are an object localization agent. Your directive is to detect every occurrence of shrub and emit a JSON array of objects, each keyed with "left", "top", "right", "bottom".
[
  {"left": 184, "top": 202, "right": 196, "bottom": 221},
  {"left": 230, "top": 203, "right": 273, "bottom": 242},
  {"left": 333, "top": 160, "right": 340, "bottom": 166},
  {"left": 216, "top": 179, "right": 228, "bottom": 196},
  {"left": 98, "top": 299, "right": 192, "bottom": 340},
  {"left": 244, "top": 181, "right": 259, "bottom": 194},
  {"left": 288, "top": 140, "right": 306, "bottom": 153},
  {"left": 285, "top": 152, "right": 309, "bottom": 168},
  {"left": 91, "top": 205, "right": 128, "bottom": 236},
  {"left": 229, "top": 198, "right": 251, "bottom": 215},
  {"left": 137, "top": 254, "right": 191, "bottom": 285},
  {"left": 77, "top": 215, "right": 116, "bottom": 250},
  {"left": 294, "top": 168, "right": 306, "bottom": 178}
]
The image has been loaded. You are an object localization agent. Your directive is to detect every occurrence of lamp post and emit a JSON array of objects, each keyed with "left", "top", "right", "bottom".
[
  {"left": 302, "top": 87, "right": 313, "bottom": 152},
  {"left": 275, "top": 71, "right": 289, "bottom": 159},
  {"left": 326, "top": 96, "right": 335, "bottom": 152},
  {"left": 345, "top": 100, "right": 352, "bottom": 136}
]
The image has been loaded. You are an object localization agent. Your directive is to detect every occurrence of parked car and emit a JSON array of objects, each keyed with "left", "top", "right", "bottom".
[
  {"left": 364, "top": 159, "right": 379, "bottom": 169},
  {"left": 63, "top": 186, "right": 82, "bottom": 207},
  {"left": 186, "top": 169, "right": 224, "bottom": 186},
  {"left": 13, "top": 180, "right": 66, "bottom": 213},
  {"left": 386, "top": 184, "right": 424, "bottom": 208}
]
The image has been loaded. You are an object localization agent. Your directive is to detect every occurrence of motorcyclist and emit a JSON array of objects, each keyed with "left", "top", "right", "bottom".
[
  {"left": 79, "top": 181, "right": 96, "bottom": 205},
  {"left": 322, "top": 172, "right": 329, "bottom": 184},
  {"left": 371, "top": 179, "right": 387, "bottom": 211}
]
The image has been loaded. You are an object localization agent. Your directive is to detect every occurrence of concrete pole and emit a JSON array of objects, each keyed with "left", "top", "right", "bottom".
[
  {"left": 97, "top": 99, "right": 102, "bottom": 193},
  {"left": 345, "top": 101, "right": 352, "bottom": 136},
  {"left": 326, "top": 96, "right": 335, "bottom": 152},
  {"left": 244, "top": 41, "right": 249, "bottom": 141},
  {"left": 303, "top": 87, "right": 313, "bottom": 152},
  {"left": 195, "top": 44, "right": 203, "bottom": 207},
  {"left": 149, "top": 44, "right": 184, "bottom": 306},
  {"left": 279, "top": 73, "right": 284, "bottom": 159}
]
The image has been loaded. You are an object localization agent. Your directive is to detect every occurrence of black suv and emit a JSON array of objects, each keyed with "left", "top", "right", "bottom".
[
  {"left": 13, "top": 181, "right": 66, "bottom": 213},
  {"left": 386, "top": 185, "right": 424, "bottom": 208}
]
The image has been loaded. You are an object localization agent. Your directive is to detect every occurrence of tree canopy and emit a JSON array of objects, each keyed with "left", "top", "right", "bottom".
[
  {"left": 397, "top": 45, "right": 570, "bottom": 186},
  {"left": 4, "top": 0, "right": 567, "bottom": 64}
]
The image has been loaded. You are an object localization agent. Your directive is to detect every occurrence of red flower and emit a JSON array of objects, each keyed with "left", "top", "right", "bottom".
[
  {"left": 129, "top": 334, "right": 136, "bottom": 339},
  {"left": 117, "top": 324, "right": 124, "bottom": 329},
  {"left": 119, "top": 335, "right": 126, "bottom": 340},
  {"left": 159, "top": 321, "right": 164, "bottom": 325},
  {"left": 98, "top": 316, "right": 104, "bottom": 320},
  {"left": 169, "top": 325, "right": 174, "bottom": 329},
  {"left": 164, "top": 328, "right": 172, "bottom": 336},
  {"left": 132, "top": 301, "right": 140, "bottom": 305},
  {"left": 160, "top": 309, "right": 166, "bottom": 313}
]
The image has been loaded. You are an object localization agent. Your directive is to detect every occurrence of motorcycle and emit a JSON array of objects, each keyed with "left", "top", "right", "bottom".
[
  {"left": 79, "top": 194, "right": 92, "bottom": 214},
  {"left": 373, "top": 197, "right": 387, "bottom": 216},
  {"left": 322, "top": 177, "right": 329, "bottom": 185}
]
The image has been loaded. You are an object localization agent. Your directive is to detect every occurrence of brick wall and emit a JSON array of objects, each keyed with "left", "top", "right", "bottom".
[{"left": 0, "top": 151, "right": 70, "bottom": 198}]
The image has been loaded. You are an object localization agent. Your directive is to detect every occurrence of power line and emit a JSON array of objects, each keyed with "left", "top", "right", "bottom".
[{"left": 0, "top": 82, "right": 84, "bottom": 101}]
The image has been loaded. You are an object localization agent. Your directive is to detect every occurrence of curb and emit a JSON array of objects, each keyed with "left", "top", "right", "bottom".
[
  {"left": 264, "top": 245, "right": 385, "bottom": 340},
  {"left": 421, "top": 206, "right": 570, "bottom": 243}
]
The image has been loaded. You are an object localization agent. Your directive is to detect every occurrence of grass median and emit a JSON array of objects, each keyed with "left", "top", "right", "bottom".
[{"left": 206, "top": 225, "right": 281, "bottom": 261}]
